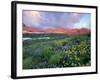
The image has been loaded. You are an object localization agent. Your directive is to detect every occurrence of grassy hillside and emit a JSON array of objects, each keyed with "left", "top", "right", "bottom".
[{"left": 23, "top": 33, "right": 91, "bottom": 69}]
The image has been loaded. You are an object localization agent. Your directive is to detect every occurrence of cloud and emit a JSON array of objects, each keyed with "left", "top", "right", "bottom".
[
  {"left": 22, "top": 11, "right": 90, "bottom": 29},
  {"left": 37, "top": 12, "right": 84, "bottom": 28},
  {"left": 63, "top": 13, "right": 84, "bottom": 27},
  {"left": 22, "top": 11, "right": 41, "bottom": 27}
]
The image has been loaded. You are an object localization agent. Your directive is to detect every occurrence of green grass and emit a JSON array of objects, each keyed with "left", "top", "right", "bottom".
[{"left": 23, "top": 33, "right": 91, "bottom": 69}]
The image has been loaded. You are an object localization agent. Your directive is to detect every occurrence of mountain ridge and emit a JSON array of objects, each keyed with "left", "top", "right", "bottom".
[{"left": 23, "top": 24, "right": 90, "bottom": 35}]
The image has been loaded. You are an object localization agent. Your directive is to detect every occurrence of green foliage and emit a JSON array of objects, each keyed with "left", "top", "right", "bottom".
[
  {"left": 62, "top": 41, "right": 90, "bottom": 67},
  {"left": 23, "top": 56, "right": 33, "bottom": 69},
  {"left": 52, "top": 40, "right": 63, "bottom": 47},
  {"left": 49, "top": 53, "right": 62, "bottom": 65},
  {"left": 23, "top": 33, "right": 91, "bottom": 69},
  {"left": 41, "top": 47, "right": 54, "bottom": 60}
]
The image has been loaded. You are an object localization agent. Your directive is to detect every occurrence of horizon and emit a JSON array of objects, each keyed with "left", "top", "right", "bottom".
[{"left": 22, "top": 11, "right": 91, "bottom": 34}]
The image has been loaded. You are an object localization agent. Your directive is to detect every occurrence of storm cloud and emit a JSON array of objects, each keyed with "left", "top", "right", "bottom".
[{"left": 22, "top": 11, "right": 91, "bottom": 29}]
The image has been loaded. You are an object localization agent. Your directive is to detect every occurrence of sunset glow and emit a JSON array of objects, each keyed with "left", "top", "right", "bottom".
[{"left": 22, "top": 11, "right": 91, "bottom": 34}]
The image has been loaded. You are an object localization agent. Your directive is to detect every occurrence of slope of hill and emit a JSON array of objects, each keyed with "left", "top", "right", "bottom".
[
  {"left": 23, "top": 24, "right": 39, "bottom": 33},
  {"left": 23, "top": 24, "right": 90, "bottom": 35}
]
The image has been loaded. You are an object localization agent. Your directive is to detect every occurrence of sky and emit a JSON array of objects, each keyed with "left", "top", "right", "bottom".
[{"left": 22, "top": 10, "right": 91, "bottom": 29}]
